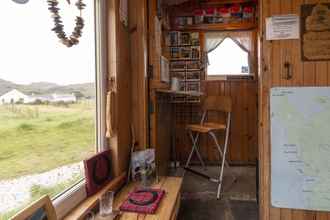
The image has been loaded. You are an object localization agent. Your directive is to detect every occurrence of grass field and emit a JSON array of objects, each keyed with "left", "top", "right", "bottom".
[
  {"left": 0, "top": 101, "right": 96, "bottom": 219},
  {"left": 0, "top": 101, "right": 96, "bottom": 180}
]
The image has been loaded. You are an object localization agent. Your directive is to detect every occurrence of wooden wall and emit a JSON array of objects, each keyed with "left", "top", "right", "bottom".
[
  {"left": 146, "top": 1, "right": 259, "bottom": 166},
  {"left": 172, "top": 30, "right": 259, "bottom": 165},
  {"left": 259, "top": 0, "right": 330, "bottom": 219},
  {"left": 107, "top": 0, "right": 132, "bottom": 176},
  {"left": 174, "top": 79, "right": 258, "bottom": 165},
  {"left": 129, "top": 0, "right": 148, "bottom": 150},
  {"left": 148, "top": 0, "right": 173, "bottom": 175}
]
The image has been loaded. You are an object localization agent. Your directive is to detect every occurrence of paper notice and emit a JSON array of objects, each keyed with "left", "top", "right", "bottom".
[{"left": 266, "top": 15, "right": 300, "bottom": 40}]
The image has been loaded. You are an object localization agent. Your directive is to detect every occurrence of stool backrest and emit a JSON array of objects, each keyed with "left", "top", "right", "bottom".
[{"left": 202, "top": 96, "right": 232, "bottom": 113}]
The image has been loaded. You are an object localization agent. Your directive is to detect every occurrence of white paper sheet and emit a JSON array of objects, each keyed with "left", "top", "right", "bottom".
[{"left": 266, "top": 15, "right": 300, "bottom": 40}]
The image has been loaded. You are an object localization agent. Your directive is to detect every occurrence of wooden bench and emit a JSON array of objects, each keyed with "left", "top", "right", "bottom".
[
  {"left": 64, "top": 175, "right": 183, "bottom": 220},
  {"left": 97, "top": 176, "right": 183, "bottom": 220}
]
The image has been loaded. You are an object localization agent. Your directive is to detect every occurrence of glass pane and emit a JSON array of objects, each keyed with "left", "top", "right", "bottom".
[
  {"left": 0, "top": 1, "right": 96, "bottom": 219},
  {"left": 208, "top": 38, "right": 249, "bottom": 76}
]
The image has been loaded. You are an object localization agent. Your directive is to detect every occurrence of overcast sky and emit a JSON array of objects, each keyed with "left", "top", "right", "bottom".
[{"left": 0, "top": 0, "right": 95, "bottom": 86}]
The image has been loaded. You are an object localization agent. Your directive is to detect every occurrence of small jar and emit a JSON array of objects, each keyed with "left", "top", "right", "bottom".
[
  {"left": 175, "top": 17, "right": 186, "bottom": 27},
  {"left": 194, "top": 9, "right": 204, "bottom": 24},
  {"left": 243, "top": 6, "right": 254, "bottom": 21},
  {"left": 214, "top": 8, "right": 223, "bottom": 23},
  {"left": 230, "top": 4, "right": 243, "bottom": 22},
  {"left": 218, "top": 7, "right": 230, "bottom": 23},
  {"left": 204, "top": 8, "right": 216, "bottom": 24}
]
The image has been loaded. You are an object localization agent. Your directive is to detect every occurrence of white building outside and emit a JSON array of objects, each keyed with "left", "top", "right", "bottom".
[{"left": 0, "top": 89, "right": 77, "bottom": 105}]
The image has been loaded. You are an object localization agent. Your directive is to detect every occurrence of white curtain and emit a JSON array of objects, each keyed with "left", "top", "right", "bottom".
[
  {"left": 205, "top": 31, "right": 252, "bottom": 53},
  {"left": 204, "top": 31, "right": 254, "bottom": 73}
]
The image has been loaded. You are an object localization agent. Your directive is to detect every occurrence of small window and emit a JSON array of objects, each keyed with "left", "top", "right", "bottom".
[{"left": 207, "top": 37, "right": 250, "bottom": 77}]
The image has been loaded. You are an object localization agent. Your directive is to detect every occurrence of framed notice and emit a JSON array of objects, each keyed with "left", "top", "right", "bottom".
[
  {"left": 301, "top": 3, "right": 330, "bottom": 61},
  {"left": 266, "top": 15, "right": 300, "bottom": 40}
]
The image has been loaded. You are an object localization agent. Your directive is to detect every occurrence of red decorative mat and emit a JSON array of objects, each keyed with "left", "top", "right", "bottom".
[{"left": 119, "top": 188, "right": 165, "bottom": 214}]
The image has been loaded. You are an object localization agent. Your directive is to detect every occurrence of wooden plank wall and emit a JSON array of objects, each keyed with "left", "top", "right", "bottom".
[
  {"left": 148, "top": 0, "right": 173, "bottom": 175},
  {"left": 107, "top": 0, "right": 132, "bottom": 176},
  {"left": 174, "top": 80, "right": 258, "bottom": 165},
  {"left": 259, "top": 0, "right": 330, "bottom": 219},
  {"left": 146, "top": 1, "right": 259, "bottom": 166},
  {"left": 129, "top": 0, "right": 148, "bottom": 150}
]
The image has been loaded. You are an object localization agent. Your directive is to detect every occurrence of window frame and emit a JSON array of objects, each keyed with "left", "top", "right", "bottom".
[
  {"left": 52, "top": 0, "right": 108, "bottom": 218},
  {"left": 204, "top": 32, "right": 256, "bottom": 81}
]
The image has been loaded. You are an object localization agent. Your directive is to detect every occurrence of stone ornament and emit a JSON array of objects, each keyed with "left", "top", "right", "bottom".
[{"left": 47, "top": 0, "right": 86, "bottom": 47}]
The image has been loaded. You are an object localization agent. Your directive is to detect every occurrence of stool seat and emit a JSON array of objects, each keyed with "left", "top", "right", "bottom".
[{"left": 187, "top": 122, "right": 226, "bottom": 133}]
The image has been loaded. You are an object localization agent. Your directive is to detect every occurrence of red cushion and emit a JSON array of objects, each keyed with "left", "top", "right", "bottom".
[{"left": 84, "top": 150, "right": 113, "bottom": 196}]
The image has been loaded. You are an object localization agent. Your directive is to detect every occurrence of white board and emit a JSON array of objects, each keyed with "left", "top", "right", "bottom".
[{"left": 271, "top": 87, "right": 330, "bottom": 212}]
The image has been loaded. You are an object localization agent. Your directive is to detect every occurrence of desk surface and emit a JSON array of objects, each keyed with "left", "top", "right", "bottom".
[
  {"left": 156, "top": 89, "right": 203, "bottom": 97},
  {"left": 97, "top": 177, "right": 183, "bottom": 220}
]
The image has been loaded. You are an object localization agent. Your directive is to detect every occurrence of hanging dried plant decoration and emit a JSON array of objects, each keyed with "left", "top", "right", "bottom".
[{"left": 47, "top": 0, "right": 86, "bottom": 47}]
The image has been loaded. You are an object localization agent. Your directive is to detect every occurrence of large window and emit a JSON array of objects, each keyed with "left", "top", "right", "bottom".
[
  {"left": 205, "top": 31, "right": 253, "bottom": 78},
  {"left": 0, "top": 1, "right": 102, "bottom": 219}
]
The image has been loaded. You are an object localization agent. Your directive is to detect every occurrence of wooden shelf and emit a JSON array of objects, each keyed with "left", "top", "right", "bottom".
[
  {"left": 156, "top": 89, "right": 203, "bottom": 97},
  {"left": 170, "top": 58, "right": 200, "bottom": 61},
  {"left": 187, "top": 69, "right": 203, "bottom": 71},
  {"left": 200, "top": 0, "right": 257, "bottom": 6},
  {"left": 169, "top": 44, "right": 200, "bottom": 47},
  {"left": 173, "top": 21, "right": 257, "bottom": 31},
  {"left": 169, "top": 0, "right": 257, "bottom": 10}
]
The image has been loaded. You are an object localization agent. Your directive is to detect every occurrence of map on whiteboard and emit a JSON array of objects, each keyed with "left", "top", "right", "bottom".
[{"left": 271, "top": 87, "right": 330, "bottom": 212}]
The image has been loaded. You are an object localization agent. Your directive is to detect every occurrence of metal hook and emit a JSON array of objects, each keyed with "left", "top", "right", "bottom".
[
  {"left": 283, "top": 49, "right": 293, "bottom": 80},
  {"left": 284, "top": 62, "right": 293, "bottom": 80}
]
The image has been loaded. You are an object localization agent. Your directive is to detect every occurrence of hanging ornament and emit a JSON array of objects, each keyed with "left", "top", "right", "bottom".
[
  {"left": 47, "top": 0, "right": 86, "bottom": 47},
  {"left": 12, "top": 0, "right": 29, "bottom": 4}
]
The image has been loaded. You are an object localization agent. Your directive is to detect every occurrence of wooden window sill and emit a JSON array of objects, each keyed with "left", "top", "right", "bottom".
[
  {"left": 63, "top": 172, "right": 126, "bottom": 220},
  {"left": 206, "top": 74, "right": 255, "bottom": 81}
]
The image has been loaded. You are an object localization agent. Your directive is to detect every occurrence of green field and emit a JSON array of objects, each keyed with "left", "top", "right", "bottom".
[{"left": 0, "top": 102, "right": 96, "bottom": 180}]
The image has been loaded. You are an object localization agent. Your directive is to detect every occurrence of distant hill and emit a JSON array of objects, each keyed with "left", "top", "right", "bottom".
[
  {"left": 28, "top": 82, "right": 59, "bottom": 90},
  {"left": 47, "top": 83, "right": 95, "bottom": 98},
  {"left": 0, "top": 79, "right": 95, "bottom": 98},
  {"left": 0, "top": 79, "right": 19, "bottom": 95}
]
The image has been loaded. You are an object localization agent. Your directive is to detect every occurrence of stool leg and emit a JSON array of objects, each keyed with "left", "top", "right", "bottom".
[
  {"left": 208, "top": 131, "right": 227, "bottom": 199},
  {"left": 189, "top": 131, "right": 206, "bottom": 170},
  {"left": 217, "top": 113, "right": 231, "bottom": 199},
  {"left": 184, "top": 132, "right": 199, "bottom": 172},
  {"left": 208, "top": 132, "right": 229, "bottom": 168}
]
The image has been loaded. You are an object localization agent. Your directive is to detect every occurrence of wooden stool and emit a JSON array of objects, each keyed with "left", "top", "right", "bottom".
[{"left": 184, "top": 96, "right": 233, "bottom": 199}]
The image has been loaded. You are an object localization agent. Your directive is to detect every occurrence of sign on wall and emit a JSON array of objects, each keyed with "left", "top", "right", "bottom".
[
  {"left": 266, "top": 15, "right": 300, "bottom": 40},
  {"left": 301, "top": 3, "right": 330, "bottom": 61}
]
